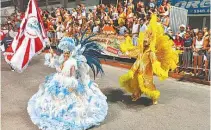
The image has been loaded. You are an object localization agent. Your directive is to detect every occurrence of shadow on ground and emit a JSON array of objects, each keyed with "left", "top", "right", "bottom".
[{"left": 104, "top": 89, "right": 153, "bottom": 107}]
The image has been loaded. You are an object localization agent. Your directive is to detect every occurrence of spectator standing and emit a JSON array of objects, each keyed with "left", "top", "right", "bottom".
[
  {"left": 112, "top": 8, "right": 119, "bottom": 27},
  {"left": 77, "top": 10, "right": 83, "bottom": 26},
  {"left": 131, "top": 17, "right": 139, "bottom": 46},
  {"left": 118, "top": 8, "right": 126, "bottom": 26},
  {"left": 174, "top": 33, "right": 184, "bottom": 72},
  {"left": 136, "top": 2, "right": 145, "bottom": 17},
  {"left": 203, "top": 33, "right": 210, "bottom": 80},
  {"left": 56, "top": 22, "right": 65, "bottom": 42},
  {"left": 118, "top": 22, "right": 128, "bottom": 35},
  {"left": 203, "top": 27, "right": 209, "bottom": 37},
  {"left": 148, "top": 0, "right": 156, "bottom": 9},
  {"left": 159, "top": 0, "right": 171, "bottom": 13},
  {"left": 192, "top": 31, "right": 205, "bottom": 77},
  {"left": 179, "top": 24, "right": 186, "bottom": 38},
  {"left": 93, "top": 21, "right": 100, "bottom": 34},
  {"left": 127, "top": 0, "right": 135, "bottom": 11},
  {"left": 139, "top": 19, "right": 147, "bottom": 33},
  {"left": 182, "top": 32, "right": 193, "bottom": 74},
  {"left": 190, "top": 29, "right": 196, "bottom": 38},
  {"left": 139, "top": 6, "right": 147, "bottom": 20},
  {"left": 161, "top": 8, "right": 170, "bottom": 33},
  {"left": 8, "top": 27, "right": 17, "bottom": 38},
  {"left": 126, "top": 7, "right": 134, "bottom": 30},
  {"left": 88, "top": 9, "right": 93, "bottom": 20},
  {"left": 72, "top": 9, "right": 77, "bottom": 19}
]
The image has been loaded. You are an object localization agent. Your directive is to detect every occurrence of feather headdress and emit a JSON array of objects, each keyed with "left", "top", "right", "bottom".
[
  {"left": 73, "top": 30, "right": 105, "bottom": 79},
  {"left": 58, "top": 37, "right": 75, "bottom": 52}
]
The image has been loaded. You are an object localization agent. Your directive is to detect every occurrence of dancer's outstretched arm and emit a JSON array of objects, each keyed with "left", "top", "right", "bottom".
[{"left": 125, "top": 48, "right": 140, "bottom": 58}]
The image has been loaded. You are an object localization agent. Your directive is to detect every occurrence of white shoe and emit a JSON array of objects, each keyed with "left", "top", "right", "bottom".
[{"left": 11, "top": 69, "right": 15, "bottom": 72}]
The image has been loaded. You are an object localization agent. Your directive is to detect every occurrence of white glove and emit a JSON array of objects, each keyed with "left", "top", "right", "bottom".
[{"left": 56, "top": 67, "right": 62, "bottom": 73}]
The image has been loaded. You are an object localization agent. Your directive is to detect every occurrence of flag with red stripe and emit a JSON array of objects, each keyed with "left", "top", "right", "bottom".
[{"left": 4, "top": 0, "right": 47, "bottom": 73}]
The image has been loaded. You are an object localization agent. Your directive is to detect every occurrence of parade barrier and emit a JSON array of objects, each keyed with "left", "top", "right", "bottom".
[{"left": 43, "top": 34, "right": 210, "bottom": 85}]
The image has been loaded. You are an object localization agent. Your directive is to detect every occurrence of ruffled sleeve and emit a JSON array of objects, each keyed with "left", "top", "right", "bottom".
[
  {"left": 150, "top": 51, "right": 168, "bottom": 80},
  {"left": 120, "top": 36, "right": 140, "bottom": 58},
  {"left": 125, "top": 48, "right": 140, "bottom": 58}
]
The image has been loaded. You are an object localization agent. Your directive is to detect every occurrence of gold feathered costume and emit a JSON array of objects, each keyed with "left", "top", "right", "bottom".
[{"left": 119, "top": 15, "right": 179, "bottom": 104}]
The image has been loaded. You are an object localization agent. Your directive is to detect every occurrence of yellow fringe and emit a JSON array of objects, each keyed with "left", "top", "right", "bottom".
[
  {"left": 137, "top": 74, "right": 160, "bottom": 100},
  {"left": 119, "top": 70, "right": 161, "bottom": 100},
  {"left": 152, "top": 61, "right": 168, "bottom": 81},
  {"left": 119, "top": 70, "right": 137, "bottom": 93},
  {"left": 119, "top": 36, "right": 135, "bottom": 53},
  {"left": 147, "top": 14, "right": 179, "bottom": 72},
  {"left": 141, "top": 87, "right": 160, "bottom": 100}
]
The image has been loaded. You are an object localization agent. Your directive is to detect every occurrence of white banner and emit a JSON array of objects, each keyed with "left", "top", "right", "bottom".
[{"left": 170, "top": 6, "right": 188, "bottom": 34}]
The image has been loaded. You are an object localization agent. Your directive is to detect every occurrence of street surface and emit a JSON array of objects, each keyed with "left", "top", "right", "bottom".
[{"left": 1, "top": 55, "right": 210, "bottom": 130}]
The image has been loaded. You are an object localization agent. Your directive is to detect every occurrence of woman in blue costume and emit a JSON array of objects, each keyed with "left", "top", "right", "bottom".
[{"left": 27, "top": 32, "right": 108, "bottom": 130}]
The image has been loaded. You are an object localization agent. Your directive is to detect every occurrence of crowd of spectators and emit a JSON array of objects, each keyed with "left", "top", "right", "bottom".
[
  {"left": 0, "top": 0, "right": 210, "bottom": 81},
  {"left": 1, "top": 0, "right": 172, "bottom": 43},
  {"left": 174, "top": 26, "right": 210, "bottom": 81}
]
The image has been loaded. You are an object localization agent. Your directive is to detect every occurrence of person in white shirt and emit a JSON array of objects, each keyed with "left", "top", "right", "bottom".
[
  {"left": 56, "top": 22, "right": 65, "bottom": 41},
  {"left": 81, "top": 5, "right": 86, "bottom": 17},
  {"left": 139, "top": 19, "right": 147, "bottom": 33},
  {"left": 72, "top": 9, "right": 77, "bottom": 19},
  {"left": 77, "top": 11, "right": 83, "bottom": 26},
  {"left": 88, "top": 9, "right": 93, "bottom": 20},
  {"left": 93, "top": 21, "right": 100, "bottom": 34},
  {"left": 132, "top": 17, "right": 140, "bottom": 46},
  {"left": 112, "top": 8, "right": 119, "bottom": 26}
]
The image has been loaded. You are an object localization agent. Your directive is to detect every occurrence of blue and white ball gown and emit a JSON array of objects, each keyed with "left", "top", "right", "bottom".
[{"left": 27, "top": 57, "right": 108, "bottom": 130}]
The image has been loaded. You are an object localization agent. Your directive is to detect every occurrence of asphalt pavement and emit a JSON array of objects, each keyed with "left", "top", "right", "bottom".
[{"left": 1, "top": 55, "right": 210, "bottom": 130}]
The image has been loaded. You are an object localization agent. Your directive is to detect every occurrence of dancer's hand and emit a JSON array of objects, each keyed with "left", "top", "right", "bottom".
[{"left": 69, "top": 88, "right": 74, "bottom": 92}]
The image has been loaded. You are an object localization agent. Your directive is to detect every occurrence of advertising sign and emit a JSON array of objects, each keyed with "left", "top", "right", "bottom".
[{"left": 91, "top": 34, "right": 130, "bottom": 58}]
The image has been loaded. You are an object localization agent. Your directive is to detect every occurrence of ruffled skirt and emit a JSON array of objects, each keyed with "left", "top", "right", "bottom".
[{"left": 27, "top": 73, "right": 108, "bottom": 130}]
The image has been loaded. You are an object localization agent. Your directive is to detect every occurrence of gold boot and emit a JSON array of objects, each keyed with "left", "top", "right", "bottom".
[{"left": 152, "top": 99, "right": 158, "bottom": 105}]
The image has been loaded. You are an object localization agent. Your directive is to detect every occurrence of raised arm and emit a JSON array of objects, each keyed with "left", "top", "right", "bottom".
[
  {"left": 125, "top": 48, "right": 140, "bottom": 58},
  {"left": 120, "top": 36, "right": 140, "bottom": 58}
]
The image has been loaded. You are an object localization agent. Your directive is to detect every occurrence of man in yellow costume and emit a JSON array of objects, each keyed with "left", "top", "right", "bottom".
[{"left": 119, "top": 14, "right": 178, "bottom": 105}]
